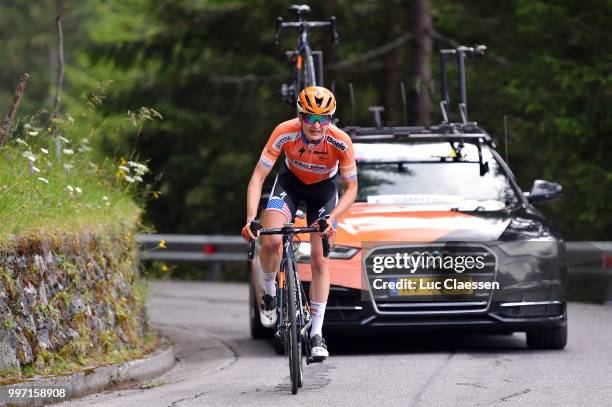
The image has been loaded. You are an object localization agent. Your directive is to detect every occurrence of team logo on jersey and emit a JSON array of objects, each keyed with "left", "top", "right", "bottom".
[
  {"left": 326, "top": 136, "right": 346, "bottom": 151},
  {"left": 298, "top": 147, "right": 306, "bottom": 157},
  {"left": 291, "top": 160, "right": 328, "bottom": 174},
  {"left": 274, "top": 133, "right": 296, "bottom": 150}
]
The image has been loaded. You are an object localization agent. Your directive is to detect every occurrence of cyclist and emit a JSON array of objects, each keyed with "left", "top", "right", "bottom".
[{"left": 242, "top": 86, "right": 358, "bottom": 359}]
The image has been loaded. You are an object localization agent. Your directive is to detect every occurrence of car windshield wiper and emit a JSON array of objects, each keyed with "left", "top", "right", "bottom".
[{"left": 450, "top": 200, "right": 511, "bottom": 212}]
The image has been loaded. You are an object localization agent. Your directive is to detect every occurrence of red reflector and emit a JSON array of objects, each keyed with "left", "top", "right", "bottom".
[
  {"left": 203, "top": 244, "right": 216, "bottom": 254},
  {"left": 604, "top": 253, "right": 612, "bottom": 270}
]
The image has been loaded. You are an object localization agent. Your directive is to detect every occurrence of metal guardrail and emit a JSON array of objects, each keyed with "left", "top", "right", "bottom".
[
  {"left": 137, "top": 235, "right": 611, "bottom": 301},
  {"left": 137, "top": 235, "right": 611, "bottom": 269},
  {"left": 137, "top": 234, "right": 247, "bottom": 262}
]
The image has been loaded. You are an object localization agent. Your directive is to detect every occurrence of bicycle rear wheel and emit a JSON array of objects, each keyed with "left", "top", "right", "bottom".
[
  {"left": 303, "top": 46, "right": 317, "bottom": 87},
  {"left": 285, "top": 260, "right": 302, "bottom": 394}
]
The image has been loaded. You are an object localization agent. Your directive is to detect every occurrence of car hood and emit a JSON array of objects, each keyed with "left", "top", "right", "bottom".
[{"left": 333, "top": 203, "right": 512, "bottom": 247}]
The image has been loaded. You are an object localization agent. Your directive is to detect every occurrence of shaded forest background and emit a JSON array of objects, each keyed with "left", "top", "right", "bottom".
[{"left": 1, "top": 0, "right": 610, "bottom": 240}]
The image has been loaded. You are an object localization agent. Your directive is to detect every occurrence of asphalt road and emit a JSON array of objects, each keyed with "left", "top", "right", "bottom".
[{"left": 58, "top": 280, "right": 612, "bottom": 407}]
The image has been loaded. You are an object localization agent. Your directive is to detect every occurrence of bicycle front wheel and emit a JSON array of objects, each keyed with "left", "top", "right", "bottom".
[{"left": 285, "top": 259, "right": 302, "bottom": 394}]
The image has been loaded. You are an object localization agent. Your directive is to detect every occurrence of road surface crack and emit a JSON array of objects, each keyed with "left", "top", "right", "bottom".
[
  {"left": 409, "top": 353, "right": 455, "bottom": 407},
  {"left": 167, "top": 391, "right": 206, "bottom": 407},
  {"left": 498, "top": 388, "right": 531, "bottom": 403}
]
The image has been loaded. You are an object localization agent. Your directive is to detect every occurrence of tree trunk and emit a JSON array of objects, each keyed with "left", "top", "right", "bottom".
[
  {"left": 412, "top": 0, "right": 432, "bottom": 126},
  {"left": 52, "top": 7, "right": 65, "bottom": 119},
  {"left": 378, "top": 0, "right": 404, "bottom": 126},
  {"left": 0, "top": 73, "right": 29, "bottom": 147}
]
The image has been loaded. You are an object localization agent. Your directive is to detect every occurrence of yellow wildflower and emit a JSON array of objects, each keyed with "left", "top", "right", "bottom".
[{"left": 158, "top": 240, "right": 167, "bottom": 249}]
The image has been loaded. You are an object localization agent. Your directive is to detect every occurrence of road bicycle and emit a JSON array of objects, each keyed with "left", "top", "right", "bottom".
[
  {"left": 248, "top": 217, "right": 330, "bottom": 395},
  {"left": 275, "top": 4, "right": 338, "bottom": 107}
]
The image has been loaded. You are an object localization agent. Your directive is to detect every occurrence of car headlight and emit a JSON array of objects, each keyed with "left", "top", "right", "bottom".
[
  {"left": 294, "top": 242, "right": 359, "bottom": 263},
  {"left": 497, "top": 239, "right": 558, "bottom": 258}
]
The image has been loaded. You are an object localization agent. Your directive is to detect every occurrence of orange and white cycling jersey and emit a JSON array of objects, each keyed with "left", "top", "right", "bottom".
[{"left": 258, "top": 118, "right": 357, "bottom": 185}]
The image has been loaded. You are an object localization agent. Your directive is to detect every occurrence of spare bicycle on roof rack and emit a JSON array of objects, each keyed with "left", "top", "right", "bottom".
[{"left": 275, "top": 4, "right": 338, "bottom": 108}]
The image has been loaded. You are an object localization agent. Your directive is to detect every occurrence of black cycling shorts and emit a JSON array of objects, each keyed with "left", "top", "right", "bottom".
[{"left": 265, "top": 164, "right": 338, "bottom": 227}]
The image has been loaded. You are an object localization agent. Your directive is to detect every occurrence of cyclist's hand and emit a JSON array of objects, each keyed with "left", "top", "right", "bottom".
[
  {"left": 320, "top": 214, "right": 336, "bottom": 238},
  {"left": 242, "top": 220, "right": 258, "bottom": 241}
]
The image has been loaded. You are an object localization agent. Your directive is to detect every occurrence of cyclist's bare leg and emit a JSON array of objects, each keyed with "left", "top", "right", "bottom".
[
  {"left": 308, "top": 232, "right": 334, "bottom": 357},
  {"left": 308, "top": 232, "right": 334, "bottom": 303},
  {"left": 259, "top": 210, "right": 287, "bottom": 286}
]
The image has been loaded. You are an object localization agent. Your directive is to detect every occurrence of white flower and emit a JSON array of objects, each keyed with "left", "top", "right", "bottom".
[
  {"left": 124, "top": 175, "right": 136, "bottom": 183},
  {"left": 102, "top": 196, "right": 109, "bottom": 201},
  {"left": 31, "top": 165, "right": 40, "bottom": 173},
  {"left": 78, "top": 146, "right": 92, "bottom": 153},
  {"left": 62, "top": 149, "right": 74, "bottom": 155},
  {"left": 118, "top": 165, "right": 130, "bottom": 172},
  {"left": 58, "top": 136, "right": 70, "bottom": 143},
  {"left": 28, "top": 131, "right": 39, "bottom": 136},
  {"left": 63, "top": 163, "right": 74, "bottom": 172},
  {"left": 37, "top": 177, "right": 49, "bottom": 184},
  {"left": 16, "top": 138, "right": 28, "bottom": 146},
  {"left": 67, "top": 115, "right": 75, "bottom": 123},
  {"left": 75, "top": 187, "right": 82, "bottom": 194},
  {"left": 127, "top": 161, "right": 149, "bottom": 176},
  {"left": 22, "top": 151, "right": 36, "bottom": 162},
  {"left": 40, "top": 148, "right": 49, "bottom": 154},
  {"left": 133, "top": 175, "right": 143, "bottom": 182},
  {"left": 66, "top": 185, "right": 74, "bottom": 192},
  {"left": 24, "top": 123, "right": 32, "bottom": 129}
]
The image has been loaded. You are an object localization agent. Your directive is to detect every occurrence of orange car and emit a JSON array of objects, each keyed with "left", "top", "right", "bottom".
[{"left": 249, "top": 126, "right": 567, "bottom": 350}]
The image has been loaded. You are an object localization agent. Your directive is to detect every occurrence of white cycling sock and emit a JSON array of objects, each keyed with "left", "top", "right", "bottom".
[
  {"left": 310, "top": 301, "right": 326, "bottom": 338},
  {"left": 263, "top": 271, "right": 277, "bottom": 297}
]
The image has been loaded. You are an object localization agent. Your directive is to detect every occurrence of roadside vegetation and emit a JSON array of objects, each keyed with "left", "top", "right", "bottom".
[{"left": 0, "top": 84, "right": 162, "bottom": 243}]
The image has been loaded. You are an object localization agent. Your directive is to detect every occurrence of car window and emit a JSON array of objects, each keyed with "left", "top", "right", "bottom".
[{"left": 354, "top": 142, "right": 518, "bottom": 208}]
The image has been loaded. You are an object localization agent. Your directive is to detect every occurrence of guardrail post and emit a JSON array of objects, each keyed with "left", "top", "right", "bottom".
[{"left": 209, "top": 262, "right": 222, "bottom": 281}]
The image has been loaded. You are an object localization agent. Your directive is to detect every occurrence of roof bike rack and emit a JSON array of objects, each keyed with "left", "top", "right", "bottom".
[{"left": 439, "top": 44, "right": 487, "bottom": 125}]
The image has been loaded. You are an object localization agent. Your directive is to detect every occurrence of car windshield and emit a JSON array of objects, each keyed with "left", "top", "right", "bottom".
[{"left": 354, "top": 142, "right": 519, "bottom": 210}]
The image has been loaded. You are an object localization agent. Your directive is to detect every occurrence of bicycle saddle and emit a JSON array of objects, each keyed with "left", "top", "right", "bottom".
[{"left": 289, "top": 4, "right": 311, "bottom": 15}]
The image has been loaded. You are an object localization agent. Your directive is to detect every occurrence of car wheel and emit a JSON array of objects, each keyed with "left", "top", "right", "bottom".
[
  {"left": 249, "top": 267, "right": 272, "bottom": 340},
  {"left": 526, "top": 324, "right": 567, "bottom": 350}
]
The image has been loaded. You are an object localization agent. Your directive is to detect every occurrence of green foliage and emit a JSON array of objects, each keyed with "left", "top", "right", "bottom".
[
  {"left": 1, "top": 0, "right": 609, "bottom": 239},
  {"left": 432, "top": 0, "right": 612, "bottom": 239}
]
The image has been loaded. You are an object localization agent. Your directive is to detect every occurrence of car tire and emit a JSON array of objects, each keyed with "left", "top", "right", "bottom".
[
  {"left": 249, "top": 267, "right": 272, "bottom": 340},
  {"left": 526, "top": 324, "right": 567, "bottom": 350}
]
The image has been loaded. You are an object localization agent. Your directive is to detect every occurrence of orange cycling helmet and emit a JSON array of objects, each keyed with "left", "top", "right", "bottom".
[{"left": 297, "top": 86, "right": 336, "bottom": 115}]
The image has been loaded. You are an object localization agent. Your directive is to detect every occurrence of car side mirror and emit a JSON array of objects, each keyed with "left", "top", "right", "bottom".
[{"left": 525, "top": 180, "right": 563, "bottom": 203}]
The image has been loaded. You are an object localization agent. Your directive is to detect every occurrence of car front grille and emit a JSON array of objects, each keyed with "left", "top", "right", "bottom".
[{"left": 364, "top": 243, "right": 497, "bottom": 315}]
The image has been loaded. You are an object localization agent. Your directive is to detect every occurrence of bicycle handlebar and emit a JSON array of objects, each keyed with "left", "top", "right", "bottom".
[
  {"left": 274, "top": 17, "right": 338, "bottom": 45},
  {"left": 247, "top": 218, "right": 331, "bottom": 260}
]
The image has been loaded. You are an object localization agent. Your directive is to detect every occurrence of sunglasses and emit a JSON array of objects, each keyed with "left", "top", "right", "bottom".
[{"left": 302, "top": 113, "right": 332, "bottom": 126}]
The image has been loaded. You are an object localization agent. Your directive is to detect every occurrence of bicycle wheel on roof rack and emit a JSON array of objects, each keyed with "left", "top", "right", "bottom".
[{"left": 302, "top": 46, "right": 316, "bottom": 87}]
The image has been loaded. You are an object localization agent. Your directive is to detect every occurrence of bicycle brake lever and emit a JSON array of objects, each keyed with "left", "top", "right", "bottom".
[
  {"left": 248, "top": 241, "right": 255, "bottom": 260},
  {"left": 317, "top": 218, "right": 330, "bottom": 258},
  {"left": 247, "top": 220, "right": 262, "bottom": 260}
]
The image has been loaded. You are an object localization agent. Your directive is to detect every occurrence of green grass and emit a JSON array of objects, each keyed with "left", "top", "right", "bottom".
[{"left": 0, "top": 141, "right": 141, "bottom": 243}]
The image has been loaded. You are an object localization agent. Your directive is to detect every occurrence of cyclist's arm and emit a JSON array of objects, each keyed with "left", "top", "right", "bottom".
[
  {"left": 327, "top": 133, "right": 358, "bottom": 230},
  {"left": 246, "top": 163, "right": 272, "bottom": 222},
  {"left": 330, "top": 177, "right": 357, "bottom": 220}
]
